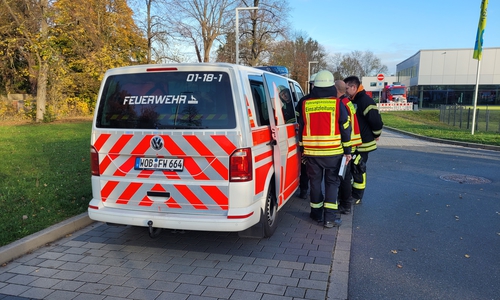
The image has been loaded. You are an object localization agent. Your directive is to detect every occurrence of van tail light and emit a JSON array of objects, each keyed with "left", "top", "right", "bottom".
[
  {"left": 230, "top": 148, "right": 252, "bottom": 182},
  {"left": 90, "top": 146, "right": 100, "bottom": 176}
]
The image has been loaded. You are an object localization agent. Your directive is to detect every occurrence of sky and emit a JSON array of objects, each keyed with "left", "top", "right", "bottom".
[{"left": 288, "top": 0, "right": 499, "bottom": 75}]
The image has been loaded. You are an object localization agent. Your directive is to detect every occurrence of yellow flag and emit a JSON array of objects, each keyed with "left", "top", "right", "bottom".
[{"left": 473, "top": 0, "right": 488, "bottom": 60}]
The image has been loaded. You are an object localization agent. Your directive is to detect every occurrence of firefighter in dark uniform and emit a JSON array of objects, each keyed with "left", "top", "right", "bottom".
[
  {"left": 344, "top": 75, "right": 383, "bottom": 204},
  {"left": 297, "top": 70, "right": 352, "bottom": 228},
  {"left": 334, "top": 80, "right": 362, "bottom": 214}
]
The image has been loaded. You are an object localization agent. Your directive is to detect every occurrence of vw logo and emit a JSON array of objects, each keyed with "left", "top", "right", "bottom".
[{"left": 151, "top": 136, "right": 164, "bottom": 151}]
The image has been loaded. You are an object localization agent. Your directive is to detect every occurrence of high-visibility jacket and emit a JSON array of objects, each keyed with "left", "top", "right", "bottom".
[
  {"left": 301, "top": 97, "right": 351, "bottom": 156},
  {"left": 340, "top": 95, "right": 362, "bottom": 148}
]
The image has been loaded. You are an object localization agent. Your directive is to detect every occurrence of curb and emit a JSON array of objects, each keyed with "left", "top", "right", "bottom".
[
  {"left": 384, "top": 126, "right": 500, "bottom": 152},
  {"left": 328, "top": 212, "right": 353, "bottom": 300},
  {"left": 0, "top": 213, "right": 94, "bottom": 265}
]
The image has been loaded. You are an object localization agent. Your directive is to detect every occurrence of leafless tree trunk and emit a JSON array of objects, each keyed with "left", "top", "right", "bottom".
[
  {"left": 171, "top": 0, "right": 237, "bottom": 63},
  {"left": 132, "top": 0, "right": 174, "bottom": 64},
  {"left": 2, "top": 0, "right": 49, "bottom": 122},
  {"left": 237, "top": 0, "right": 291, "bottom": 66}
]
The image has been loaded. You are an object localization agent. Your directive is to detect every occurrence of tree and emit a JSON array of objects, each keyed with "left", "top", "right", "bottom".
[
  {"left": 51, "top": 0, "right": 148, "bottom": 113},
  {"left": 170, "top": 0, "right": 238, "bottom": 63},
  {"left": 237, "top": 0, "right": 291, "bottom": 66},
  {"left": 334, "top": 50, "right": 388, "bottom": 79},
  {"left": 268, "top": 33, "right": 327, "bottom": 91},
  {"left": 131, "top": 0, "right": 181, "bottom": 63},
  {"left": 2, "top": 0, "right": 52, "bottom": 122},
  {"left": 215, "top": 0, "right": 291, "bottom": 66}
]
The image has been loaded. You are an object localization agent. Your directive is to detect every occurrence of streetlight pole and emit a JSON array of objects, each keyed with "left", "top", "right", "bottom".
[
  {"left": 235, "top": 7, "right": 259, "bottom": 65},
  {"left": 308, "top": 61, "right": 318, "bottom": 93}
]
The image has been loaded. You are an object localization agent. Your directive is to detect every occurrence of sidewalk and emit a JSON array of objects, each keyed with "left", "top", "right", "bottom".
[{"left": 0, "top": 189, "right": 352, "bottom": 300}]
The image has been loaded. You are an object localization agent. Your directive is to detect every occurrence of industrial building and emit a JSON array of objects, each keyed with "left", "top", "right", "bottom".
[{"left": 363, "top": 47, "right": 500, "bottom": 108}]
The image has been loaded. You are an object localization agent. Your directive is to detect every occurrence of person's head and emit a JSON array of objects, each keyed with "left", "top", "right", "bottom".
[
  {"left": 314, "top": 70, "right": 334, "bottom": 88},
  {"left": 344, "top": 76, "right": 361, "bottom": 98},
  {"left": 334, "top": 80, "right": 346, "bottom": 97},
  {"left": 278, "top": 86, "right": 291, "bottom": 103},
  {"left": 309, "top": 73, "right": 317, "bottom": 91}
]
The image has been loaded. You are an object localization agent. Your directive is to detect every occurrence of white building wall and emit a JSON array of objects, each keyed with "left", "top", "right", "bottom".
[{"left": 398, "top": 48, "right": 500, "bottom": 86}]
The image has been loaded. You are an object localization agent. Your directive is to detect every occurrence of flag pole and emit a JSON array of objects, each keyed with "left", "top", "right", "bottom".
[
  {"left": 471, "top": 0, "right": 488, "bottom": 135},
  {"left": 471, "top": 59, "right": 481, "bottom": 135}
]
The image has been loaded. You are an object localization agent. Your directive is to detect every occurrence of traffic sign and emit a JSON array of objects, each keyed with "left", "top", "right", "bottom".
[{"left": 377, "top": 73, "right": 385, "bottom": 81}]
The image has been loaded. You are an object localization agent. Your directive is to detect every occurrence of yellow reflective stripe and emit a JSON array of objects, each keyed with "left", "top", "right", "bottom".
[
  {"left": 303, "top": 136, "right": 342, "bottom": 142},
  {"left": 353, "top": 173, "right": 366, "bottom": 189},
  {"left": 342, "top": 141, "right": 352, "bottom": 147},
  {"left": 342, "top": 119, "right": 350, "bottom": 129},
  {"left": 324, "top": 202, "right": 339, "bottom": 210},
  {"left": 363, "top": 104, "right": 379, "bottom": 116},
  {"left": 357, "top": 140, "right": 377, "bottom": 152},
  {"left": 310, "top": 202, "right": 324, "bottom": 208},
  {"left": 373, "top": 129, "right": 382, "bottom": 136},
  {"left": 353, "top": 154, "right": 362, "bottom": 165},
  {"left": 304, "top": 148, "right": 344, "bottom": 156}
]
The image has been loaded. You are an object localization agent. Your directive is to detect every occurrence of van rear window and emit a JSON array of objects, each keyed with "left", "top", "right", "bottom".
[{"left": 95, "top": 71, "right": 236, "bottom": 129}]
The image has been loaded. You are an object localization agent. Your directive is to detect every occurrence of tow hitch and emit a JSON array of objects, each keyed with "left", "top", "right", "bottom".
[{"left": 147, "top": 220, "right": 162, "bottom": 238}]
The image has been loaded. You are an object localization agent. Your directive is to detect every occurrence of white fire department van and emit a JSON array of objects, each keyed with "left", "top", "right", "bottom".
[{"left": 89, "top": 63, "right": 305, "bottom": 238}]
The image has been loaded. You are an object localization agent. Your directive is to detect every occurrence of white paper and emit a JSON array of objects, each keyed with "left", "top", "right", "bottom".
[{"left": 338, "top": 155, "right": 347, "bottom": 179}]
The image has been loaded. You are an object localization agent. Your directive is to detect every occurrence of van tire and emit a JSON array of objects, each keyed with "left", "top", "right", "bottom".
[{"left": 262, "top": 183, "right": 278, "bottom": 237}]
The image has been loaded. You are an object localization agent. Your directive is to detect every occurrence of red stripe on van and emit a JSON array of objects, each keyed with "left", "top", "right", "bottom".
[
  {"left": 114, "top": 156, "right": 135, "bottom": 177},
  {"left": 165, "top": 197, "right": 182, "bottom": 208},
  {"left": 131, "top": 135, "right": 154, "bottom": 155},
  {"left": 163, "top": 135, "right": 210, "bottom": 180},
  {"left": 101, "top": 180, "right": 119, "bottom": 202},
  {"left": 184, "top": 135, "right": 211, "bottom": 156},
  {"left": 162, "top": 171, "right": 181, "bottom": 180},
  {"left": 255, "top": 150, "right": 272, "bottom": 162},
  {"left": 109, "top": 134, "right": 133, "bottom": 154},
  {"left": 287, "top": 124, "right": 297, "bottom": 137},
  {"left": 139, "top": 196, "right": 153, "bottom": 207},
  {"left": 99, "top": 156, "right": 113, "bottom": 175},
  {"left": 252, "top": 128, "right": 272, "bottom": 146},
  {"left": 138, "top": 170, "right": 154, "bottom": 178},
  {"left": 184, "top": 136, "right": 229, "bottom": 180},
  {"left": 211, "top": 135, "right": 237, "bottom": 155},
  {"left": 175, "top": 185, "right": 208, "bottom": 210},
  {"left": 163, "top": 135, "right": 185, "bottom": 156},
  {"left": 116, "top": 182, "right": 142, "bottom": 204},
  {"left": 94, "top": 134, "right": 111, "bottom": 151},
  {"left": 184, "top": 157, "right": 210, "bottom": 180},
  {"left": 255, "top": 161, "right": 273, "bottom": 195},
  {"left": 206, "top": 157, "right": 228, "bottom": 180},
  {"left": 201, "top": 186, "right": 228, "bottom": 209}
]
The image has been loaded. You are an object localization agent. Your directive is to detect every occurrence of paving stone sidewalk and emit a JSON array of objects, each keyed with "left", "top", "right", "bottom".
[{"left": 0, "top": 189, "right": 352, "bottom": 300}]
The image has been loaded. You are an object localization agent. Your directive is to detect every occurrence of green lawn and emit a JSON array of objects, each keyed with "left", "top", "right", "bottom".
[
  {"left": 382, "top": 109, "right": 500, "bottom": 146},
  {"left": 0, "top": 120, "right": 92, "bottom": 246}
]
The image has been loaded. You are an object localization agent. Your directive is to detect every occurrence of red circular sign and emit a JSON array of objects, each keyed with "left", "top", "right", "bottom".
[{"left": 377, "top": 74, "right": 385, "bottom": 81}]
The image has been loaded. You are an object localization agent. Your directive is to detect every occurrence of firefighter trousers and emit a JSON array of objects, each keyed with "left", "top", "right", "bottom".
[
  {"left": 352, "top": 152, "right": 369, "bottom": 201},
  {"left": 306, "top": 155, "right": 342, "bottom": 222}
]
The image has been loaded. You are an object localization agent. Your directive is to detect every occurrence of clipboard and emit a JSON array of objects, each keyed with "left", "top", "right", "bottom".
[{"left": 338, "top": 155, "right": 348, "bottom": 179}]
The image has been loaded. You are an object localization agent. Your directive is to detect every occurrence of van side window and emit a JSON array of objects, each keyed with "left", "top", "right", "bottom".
[
  {"left": 263, "top": 73, "right": 296, "bottom": 125},
  {"left": 249, "top": 79, "right": 269, "bottom": 126},
  {"left": 292, "top": 83, "right": 305, "bottom": 104}
]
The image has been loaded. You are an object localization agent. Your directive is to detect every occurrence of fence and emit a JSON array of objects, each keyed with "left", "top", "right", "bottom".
[
  {"left": 377, "top": 102, "right": 415, "bottom": 112},
  {"left": 439, "top": 105, "right": 500, "bottom": 133}
]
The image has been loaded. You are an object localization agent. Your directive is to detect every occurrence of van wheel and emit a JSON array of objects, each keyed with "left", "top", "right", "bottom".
[{"left": 262, "top": 183, "right": 278, "bottom": 237}]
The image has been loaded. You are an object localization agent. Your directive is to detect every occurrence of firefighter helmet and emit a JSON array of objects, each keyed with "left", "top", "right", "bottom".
[
  {"left": 309, "top": 73, "right": 317, "bottom": 83},
  {"left": 314, "top": 70, "right": 334, "bottom": 88}
]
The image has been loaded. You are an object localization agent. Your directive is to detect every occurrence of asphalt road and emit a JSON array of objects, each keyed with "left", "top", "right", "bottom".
[{"left": 348, "top": 130, "right": 500, "bottom": 300}]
